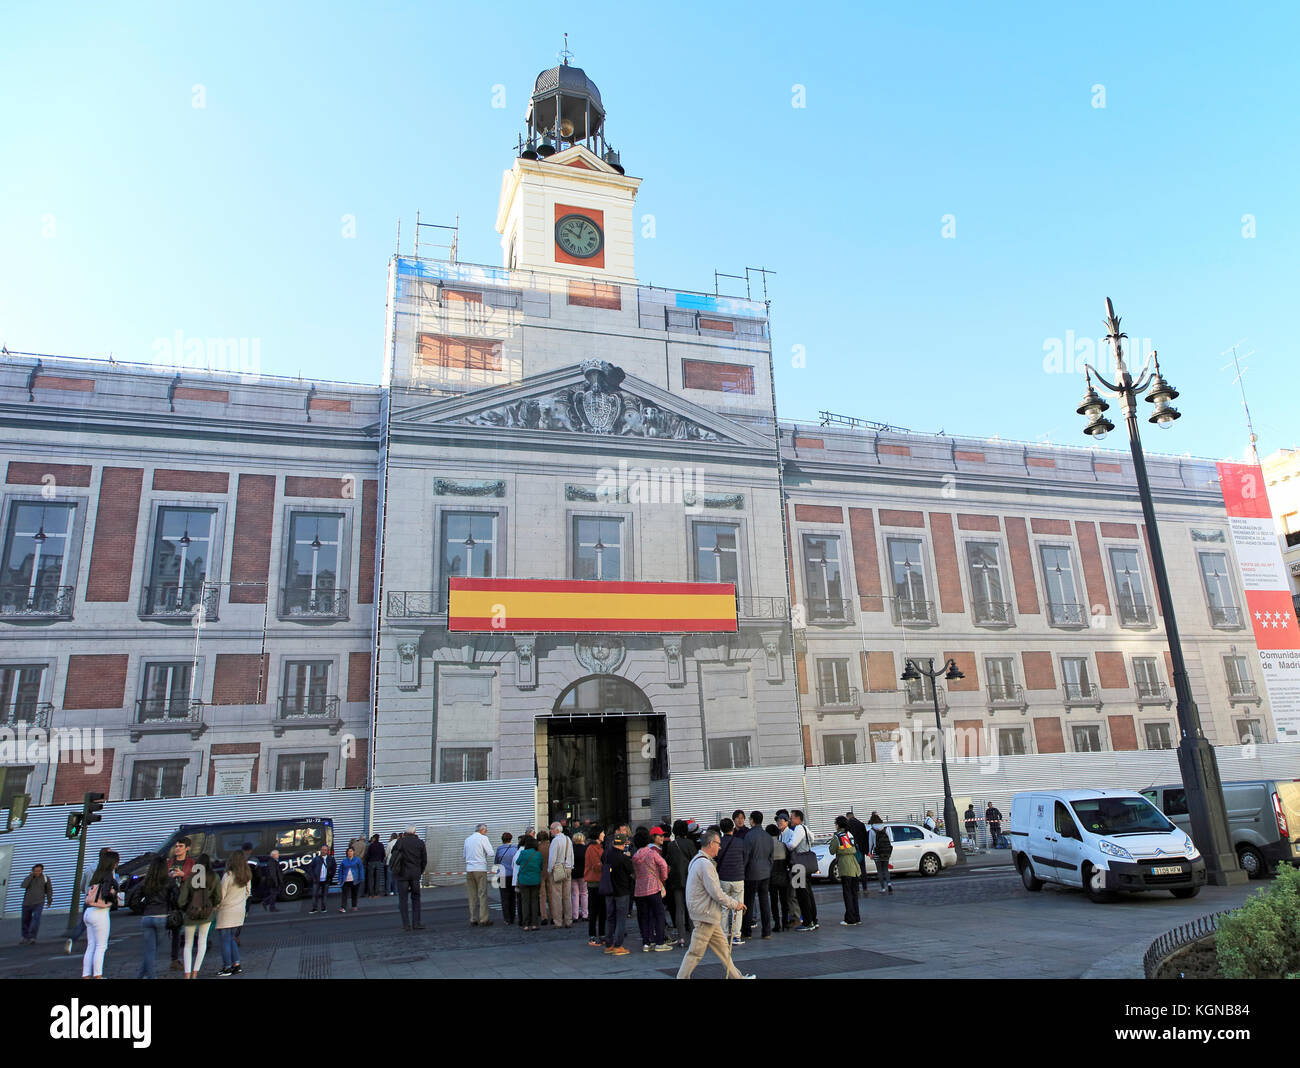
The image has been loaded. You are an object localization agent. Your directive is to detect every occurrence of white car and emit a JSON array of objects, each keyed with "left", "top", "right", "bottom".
[{"left": 810, "top": 824, "right": 957, "bottom": 880}]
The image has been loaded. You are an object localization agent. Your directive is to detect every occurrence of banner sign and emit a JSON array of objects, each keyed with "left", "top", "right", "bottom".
[
  {"left": 1217, "top": 461, "right": 1300, "bottom": 740},
  {"left": 447, "top": 578, "right": 738, "bottom": 633}
]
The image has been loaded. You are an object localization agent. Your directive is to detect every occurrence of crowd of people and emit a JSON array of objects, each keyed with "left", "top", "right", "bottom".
[{"left": 450, "top": 806, "right": 908, "bottom": 979}]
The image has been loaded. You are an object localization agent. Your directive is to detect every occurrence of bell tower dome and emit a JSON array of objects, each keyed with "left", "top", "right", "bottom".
[{"left": 496, "top": 46, "right": 641, "bottom": 283}]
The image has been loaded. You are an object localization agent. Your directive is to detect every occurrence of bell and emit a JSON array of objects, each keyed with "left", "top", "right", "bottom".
[
  {"left": 536, "top": 135, "right": 557, "bottom": 158},
  {"left": 520, "top": 138, "right": 539, "bottom": 161}
]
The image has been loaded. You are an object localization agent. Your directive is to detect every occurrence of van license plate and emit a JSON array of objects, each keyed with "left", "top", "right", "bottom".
[{"left": 1151, "top": 865, "right": 1182, "bottom": 875}]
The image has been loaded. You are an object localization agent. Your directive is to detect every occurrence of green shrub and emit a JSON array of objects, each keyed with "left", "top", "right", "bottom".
[{"left": 1216, "top": 864, "right": 1300, "bottom": 979}]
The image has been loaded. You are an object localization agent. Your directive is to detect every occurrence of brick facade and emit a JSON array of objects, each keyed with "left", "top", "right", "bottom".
[
  {"left": 943, "top": 651, "right": 979, "bottom": 690},
  {"left": 357, "top": 479, "right": 378, "bottom": 604},
  {"left": 878, "top": 509, "right": 924, "bottom": 528},
  {"left": 794, "top": 503, "right": 843, "bottom": 524},
  {"left": 862, "top": 651, "right": 895, "bottom": 693},
  {"left": 285, "top": 475, "right": 348, "bottom": 499},
  {"left": 1108, "top": 715, "right": 1139, "bottom": 751},
  {"left": 1004, "top": 517, "right": 1040, "bottom": 614},
  {"left": 847, "top": 507, "right": 883, "bottom": 611},
  {"left": 1022, "top": 651, "right": 1056, "bottom": 690},
  {"left": 211, "top": 654, "right": 269, "bottom": 705},
  {"left": 344, "top": 738, "right": 369, "bottom": 789},
  {"left": 1096, "top": 651, "right": 1128, "bottom": 690},
  {"left": 152, "top": 468, "right": 229, "bottom": 493},
  {"left": 6, "top": 461, "right": 92, "bottom": 486},
  {"left": 347, "top": 652, "right": 372, "bottom": 704},
  {"left": 1033, "top": 717, "right": 1065, "bottom": 753},
  {"left": 929, "top": 512, "right": 964, "bottom": 614},
  {"left": 682, "top": 359, "right": 755, "bottom": 394},
  {"left": 63, "top": 655, "right": 129, "bottom": 710},
  {"left": 956, "top": 513, "right": 1000, "bottom": 531},
  {"left": 52, "top": 750, "right": 115, "bottom": 804},
  {"left": 1075, "top": 521, "right": 1112, "bottom": 617},
  {"left": 229, "top": 473, "right": 276, "bottom": 603},
  {"left": 84, "top": 467, "right": 143, "bottom": 602}
]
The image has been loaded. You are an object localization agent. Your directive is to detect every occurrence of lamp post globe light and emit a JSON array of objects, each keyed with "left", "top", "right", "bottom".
[
  {"left": 900, "top": 657, "right": 967, "bottom": 864},
  {"left": 1075, "top": 298, "right": 1245, "bottom": 886}
]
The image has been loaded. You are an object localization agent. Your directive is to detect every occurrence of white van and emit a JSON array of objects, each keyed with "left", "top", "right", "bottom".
[{"left": 1009, "top": 788, "right": 1206, "bottom": 902}]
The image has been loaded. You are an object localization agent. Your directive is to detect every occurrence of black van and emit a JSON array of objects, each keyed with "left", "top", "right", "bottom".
[{"left": 119, "top": 817, "right": 334, "bottom": 901}]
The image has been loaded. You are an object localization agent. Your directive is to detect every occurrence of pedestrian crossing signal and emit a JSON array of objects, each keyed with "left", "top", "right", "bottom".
[
  {"left": 65, "top": 811, "right": 83, "bottom": 840},
  {"left": 4, "top": 793, "right": 29, "bottom": 832}
]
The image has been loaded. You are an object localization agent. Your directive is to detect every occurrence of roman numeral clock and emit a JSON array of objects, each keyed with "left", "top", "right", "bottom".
[{"left": 555, "top": 213, "right": 603, "bottom": 259}]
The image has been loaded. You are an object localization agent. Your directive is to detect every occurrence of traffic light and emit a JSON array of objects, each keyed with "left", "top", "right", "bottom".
[
  {"left": 5, "top": 792, "right": 29, "bottom": 832},
  {"left": 83, "top": 791, "right": 105, "bottom": 825},
  {"left": 66, "top": 811, "right": 83, "bottom": 839}
]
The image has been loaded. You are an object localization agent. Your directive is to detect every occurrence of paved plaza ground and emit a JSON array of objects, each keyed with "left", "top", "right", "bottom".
[{"left": 0, "top": 853, "right": 1262, "bottom": 980}]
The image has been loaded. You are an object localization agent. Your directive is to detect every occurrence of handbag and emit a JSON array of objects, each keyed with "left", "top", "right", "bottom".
[
  {"left": 166, "top": 909, "right": 184, "bottom": 930},
  {"left": 790, "top": 826, "right": 818, "bottom": 880}
]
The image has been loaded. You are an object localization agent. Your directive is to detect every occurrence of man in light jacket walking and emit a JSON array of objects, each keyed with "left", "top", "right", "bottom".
[
  {"left": 676, "top": 829, "right": 754, "bottom": 980},
  {"left": 463, "top": 824, "right": 495, "bottom": 926},
  {"left": 546, "top": 822, "right": 574, "bottom": 928}
]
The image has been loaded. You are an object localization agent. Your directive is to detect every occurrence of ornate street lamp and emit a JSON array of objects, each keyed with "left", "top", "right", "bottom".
[
  {"left": 1075, "top": 298, "right": 1244, "bottom": 885},
  {"left": 901, "top": 656, "right": 967, "bottom": 864}
]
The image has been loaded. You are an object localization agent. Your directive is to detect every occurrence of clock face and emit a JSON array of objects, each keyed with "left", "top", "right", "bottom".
[{"left": 555, "top": 214, "right": 604, "bottom": 259}]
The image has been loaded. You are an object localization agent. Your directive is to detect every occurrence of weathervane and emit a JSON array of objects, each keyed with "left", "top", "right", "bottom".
[{"left": 559, "top": 32, "right": 573, "bottom": 66}]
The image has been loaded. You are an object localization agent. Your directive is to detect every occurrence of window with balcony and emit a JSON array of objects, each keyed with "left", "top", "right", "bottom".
[
  {"left": 904, "top": 672, "right": 937, "bottom": 705},
  {"left": 1, "top": 502, "right": 75, "bottom": 618},
  {"left": 997, "top": 728, "right": 1027, "bottom": 756},
  {"left": 985, "top": 657, "right": 1017, "bottom": 702},
  {"left": 1224, "top": 654, "right": 1258, "bottom": 702},
  {"left": 823, "top": 734, "right": 858, "bottom": 765},
  {"left": 1199, "top": 552, "right": 1242, "bottom": 628},
  {"left": 280, "top": 660, "right": 335, "bottom": 717},
  {"left": 1237, "top": 718, "right": 1264, "bottom": 744},
  {"left": 130, "top": 759, "right": 186, "bottom": 799},
  {"left": 573, "top": 517, "right": 623, "bottom": 580},
  {"left": 1040, "top": 545, "right": 1085, "bottom": 626},
  {"left": 966, "top": 541, "right": 1011, "bottom": 624},
  {"left": 1144, "top": 722, "right": 1174, "bottom": 750},
  {"left": 707, "top": 736, "right": 752, "bottom": 770},
  {"left": 802, "top": 533, "right": 848, "bottom": 621},
  {"left": 0, "top": 664, "right": 47, "bottom": 726},
  {"left": 275, "top": 754, "right": 327, "bottom": 791},
  {"left": 282, "top": 512, "right": 345, "bottom": 618},
  {"left": 1109, "top": 547, "right": 1153, "bottom": 626},
  {"left": 442, "top": 512, "right": 496, "bottom": 579},
  {"left": 1071, "top": 725, "right": 1103, "bottom": 753},
  {"left": 815, "top": 658, "right": 855, "bottom": 708},
  {"left": 144, "top": 507, "right": 217, "bottom": 617},
  {"left": 1061, "top": 656, "right": 1096, "bottom": 703},
  {"left": 0, "top": 766, "right": 33, "bottom": 810},
  {"left": 1132, "top": 656, "right": 1162, "bottom": 699},
  {"left": 888, "top": 536, "right": 933, "bottom": 625},
  {"left": 138, "top": 662, "right": 194, "bottom": 721},
  {"left": 440, "top": 747, "right": 490, "bottom": 783},
  {"left": 694, "top": 522, "right": 738, "bottom": 584}
]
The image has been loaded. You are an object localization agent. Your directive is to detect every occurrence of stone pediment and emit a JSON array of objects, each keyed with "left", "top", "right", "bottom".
[{"left": 394, "top": 361, "right": 771, "bottom": 448}]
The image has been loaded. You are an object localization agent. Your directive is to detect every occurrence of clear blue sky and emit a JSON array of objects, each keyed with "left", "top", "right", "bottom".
[{"left": 2, "top": 1, "right": 1295, "bottom": 462}]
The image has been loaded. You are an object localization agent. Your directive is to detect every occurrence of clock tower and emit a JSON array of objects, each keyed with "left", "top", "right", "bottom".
[{"left": 495, "top": 60, "right": 641, "bottom": 284}]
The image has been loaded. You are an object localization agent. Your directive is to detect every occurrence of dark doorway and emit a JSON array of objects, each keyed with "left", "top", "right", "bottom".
[{"left": 547, "top": 717, "right": 628, "bottom": 831}]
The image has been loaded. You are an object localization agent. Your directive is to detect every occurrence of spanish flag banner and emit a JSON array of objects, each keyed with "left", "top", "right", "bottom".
[{"left": 447, "top": 578, "right": 738, "bottom": 633}]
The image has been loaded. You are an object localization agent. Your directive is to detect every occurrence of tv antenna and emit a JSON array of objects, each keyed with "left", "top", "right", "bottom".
[{"left": 1219, "top": 339, "right": 1259, "bottom": 460}]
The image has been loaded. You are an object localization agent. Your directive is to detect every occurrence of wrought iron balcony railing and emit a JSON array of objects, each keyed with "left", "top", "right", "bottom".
[
  {"left": 135, "top": 697, "right": 205, "bottom": 724},
  {"left": 280, "top": 587, "right": 349, "bottom": 619},
  {"left": 815, "top": 684, "right": 861, "bottom": 712},
  {"left": 1063, "top": 680, "right": 1102, "bottom": 708},
  {"left": 1047, "top": 602, "right": 1087, "bottom": 627},
  {"left": 277, "top": 694, "right": 341, "bottom": 718},
  {"left": 1227, "top": 678, "right": 1260, "bottom": 703},
  {"left": 804, "top": 598, "right": 854, "bottom": 624},
  {"left": 904, "top": 684, "right": 947, "bottom": 714},
  {"left": 141, "top": 583, "right": 219, "bottom": 620},
  {"left": 972, "top": 600, "right": 1013, "bottom": 625},
  {"left": 1135, "top": 681, "right": 1172, "bottom": 707},
  {"left": 386, "top": 590, "right": 446, "bottom": 618},
  {"left": 2, "top": 701, "right": 53, "bottom": 728},
  {"left": 0, "top": 584, "right": 74, "bottom": 619},
  {"left": 736, "top": 596, "right": 790, "bottom": 620},
  {"left": 987, "top": 683, "right": 1027, "bottom": 712},
  {"left": 1210, "top": 605, "right": 1243, "bottom": 628},
  {"left": 890, "top": 597, "right": 936, "bottom": 626},
  {"left": 1117, "top": 602, "right": 1155, "bottom": 626}
]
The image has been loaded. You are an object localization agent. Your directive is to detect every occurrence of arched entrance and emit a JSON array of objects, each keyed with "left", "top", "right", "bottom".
[{"left": 545, "top": 675, "right": 663, "bottom": 832}]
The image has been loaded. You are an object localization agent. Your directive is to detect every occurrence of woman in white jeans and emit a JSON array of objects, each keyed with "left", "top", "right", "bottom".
[
  {"left": 82, "top": 851, "right": 120, "bottom": 978},
  {"left": 177, "top": 853, "right": 222, "bottom": 979}
]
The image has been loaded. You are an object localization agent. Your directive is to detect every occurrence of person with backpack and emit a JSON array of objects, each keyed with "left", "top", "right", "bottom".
[
  {"left": 389, "top": 827, "right": 428, "bottom": 931},
  {"left": 663, "top": 822, "right": 693, "bottom": 945},
  {"left": 178, "top": 852, "right": 222, "bottom": 978},
  {"left": 307, "top": 847, "right": 336, "bottom": 914},
  {"left": 831, "top": 816, "right": 862, "bottom": 924},
  {"left": 19, "top": 863, "right": 53, "bottom": 945},
  {"left": 215, "top": 851, "right": 253, "bottom": 975},
  {"left": 81, "top": 851, "right": 119, "bottom": 979},
  {"left": 602, "top": 832, "right": 636, "bottom": 956},
  {"left": 128, "top": 855, "right": 172, "bottom": 979},
  {"left": 868, "top": 813, "right": 893, "bottom": 894},
  {"left": 495, "top": 832, "right": 519, "bottom": 925},
  {"left": 336, "top": 846, "right": 365, "bottom": 913}
]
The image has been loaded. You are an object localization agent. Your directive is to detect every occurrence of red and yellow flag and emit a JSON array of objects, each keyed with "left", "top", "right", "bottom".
[{"left": 447, "top": 578, "right": 737, "bottom": 633}]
